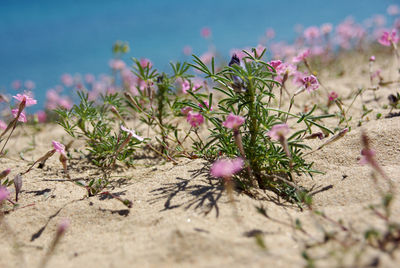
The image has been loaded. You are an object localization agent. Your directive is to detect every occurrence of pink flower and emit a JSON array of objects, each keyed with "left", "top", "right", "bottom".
[
  {"left": 0, "top": 120, "right": 6, "bottom": 130},
  {"left": 321, "top": 23, "right": 333, "bottom": 34},
  {"left": 140, "top": 58, "right": 152, "bottom": 69},
  {"left": 359, "top": 148, "right": 376, "bottom": 166},
  {"left": 199, "top": 51, "right": 214, "bottom": 65},
  {"left": 61, "top": 73, "right": 74, "bottom": 87},
  {"left": 268, "top": 60, "right": 282, "bottom": 71},
  {"left": 181, "top": 106, "right": 193, "bottom": 115},
  {"left": 201, "top": 27, "right": 211, "bottom": 38},
  {"left": 12, "top": 109, "right": 27, "bottom": 123},
  {"left": 13, "top": 94, "right": 37, "bottom": 107},
  {"left": 222, "top": 113, "right": 245, "bottom": 129},
  {"left": 378, "top": 29, "right": 399, "bottom": 47},
  {"left": 57, "top": 218, "right": 70, "bottom": 235},
  {"left": 186, "top": 112, "right": 204, "bottom": 127},
  {"left": 267, "top": 123, "right": 290, "bottom": 141},
  {"left": 24, "top": 80, "right": 35, "bottom": 90},
  {"left": 36, "top": 110, "right": 47, "bottom": 123},
  {"left": 266, "top": 28, "right": 275, "bottom": 39},
  {"left": 293, "top": 49, "right": 311, "bottom": 63},
  {"left": 210, "top": 158, "right": 244, "bottom": 178},
  {"left": 109, "top": 59, "right": 126, "bottom": 70},
  {"left": 304, "top": 26, "right": 321, "bottom": 41},
  {"left": 328, "top": 91, "right": 338, "bottom": 102},
  {"left": 302, "top": 75, "right": 319, "bottom": 92},
  {"left": 85, "top": 73, "right": 95, "bottom": 84},
  {"left": 12, "top": 80, "right": 22, "bottom": 90},
  {"left": 121, "top": 125, "right": 144, "bottom": 141},
  {"left": 387, "top": 5, "right": 400, "bottom": 16},
  {"left": 369, "top": 55, "right": 376, "bottom": 62},
  {"left": 0, "top": 186, "right": 10, "bottom": 203},
  {"left": 183, "top": 45, "right": 192, "bottom": 56},
  {"left": 52, "top": 141, "right": 66, "bottom": 156}
]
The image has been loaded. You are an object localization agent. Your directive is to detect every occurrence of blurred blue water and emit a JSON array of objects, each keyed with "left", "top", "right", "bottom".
[{"left": 0, "top": 0, "right": 398, "bottom": 109}]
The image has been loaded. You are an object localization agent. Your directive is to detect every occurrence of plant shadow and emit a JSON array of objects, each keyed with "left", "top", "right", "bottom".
[{"left": 149, "top": 163, "right": 224, "bottom": 217}]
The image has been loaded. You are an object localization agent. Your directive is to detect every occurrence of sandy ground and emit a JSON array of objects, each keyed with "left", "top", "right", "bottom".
[{"left": 1, "top": 53, "right": 400, "bottom": 268}]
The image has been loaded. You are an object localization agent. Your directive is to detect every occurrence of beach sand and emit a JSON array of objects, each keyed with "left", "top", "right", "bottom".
[{"left": 1, "top": 54, "right": 400, "bottom": 267}]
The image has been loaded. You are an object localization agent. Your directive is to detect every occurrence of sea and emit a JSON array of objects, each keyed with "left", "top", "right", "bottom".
[{"left": 0, "top": 0, "right": 398, "bottom": 109}]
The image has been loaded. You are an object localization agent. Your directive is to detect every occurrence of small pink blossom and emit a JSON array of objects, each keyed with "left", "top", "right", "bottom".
[
  {"left": 12, "top": 80, "right": 22, "bottom": 90},
  {"left": 328, "top": 91, "right": 339, "bottom": 102},
  {"left": 0, "top": 186, "right": 10, "bottom": 203},
  {"left": 121, "top": 125, "right": 144, "bottom": 141},
  {"left": 181, "top": 106, "right": 193, "bottom": 115},
  {"left": 201, "top": 27, "right": 211, "bottom": 38},
  {"left": 61, "top": 73, "right": 74, "bottom": 87},
  {"left": 52, "top": 141, "right": 66, "bottom": 156},
  {"left": 369, "top": 55, "right": 376, "bottom": 62},
  {"left": 140, "top": 58, "right": 152, "bottom": 69},
  {"left": 210, "top": 158, "right": 244, "bottom": 178},
  {"left": 359, "top": 148, "right": 376, "bottom": 166},
  {"left": 222, "top": 113, "right": 245, "bottom": 129},
  {"left": 304, "top": 26, "right": 321, "bottom": 41},
  {"left": 0, "top": 120, "right": 6, "bottom": 130},
  {"left": 388, "top": 5, "right": 400, "bottom": 16},
  {"left": 85, "top": 73, "right": 95, "bottom": 84},
  {"left": 109, "top": 59, "right": 126, "bottom": 70},
  {"left": 12, "top": 109, "right": 27, "bottom": 123},
  {"left": 36, "top": 110, "right": 47, "bottom": 123},
  {"left": 57, "top": 218, "right": 70, "bottom": 235},
  {"left": 293, "top": 49, "right": 311, "bottom": 63},
  {"left": 378, "top": 29, "right": 399, "bottom": 47},
  {"left": 186, "top": 112, "right": 204, "bottom": 128},
  {"left": 13, "top": 94, "right": 37, "bottom": 107},
  {"left": 267, "top": 123, "right": 290, "bottom": 141},
  {"left": 183, "top": 45, "right": 192, "bottom": 56},
  {"left": 302, "top": 75, "right": 319, "bottom": 92},
  {"left": 321, "top": 23, "right": 333, "bottom": 34},
  {"left": 199, "top": 51, "right": 214, "bottom": 65},
  {"left": 24, "top": 80, "right": 35, "bottom": 90},
  {"left": 268, "top": 60, "right": 282, "bottom": 71}
]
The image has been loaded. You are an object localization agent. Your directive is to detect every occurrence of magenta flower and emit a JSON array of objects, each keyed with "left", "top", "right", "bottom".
[
  {"left": 36, "top": 110, "right": 47, "bottom": 123},
  {"left": 52, "top": 141, "right": 66, "bottom": 156},
  {"left": 223, "top": 113, "right": 245, "bottom": 129},
  {"left": 140, "top": 58, "right": 152, "bottom": 69},
  {"left": 201, "top": 27, "right": 211, "bottom": 39},
  {"left": 12, "top": 109, "right": 27, "bottom": 123},
  {"left": 13, "top": 94, "right": 37, "bottom": 107},
  {"left": 267, "top": 123, "right": 290, "bottom": 141},
  {"left": 369, "top": 55, "right": 376, "bottom": 62},
  {"left": 378, "top": 29, "right": 399, "bottom": 47},
  {"left": 121, "top": 125, "right": 144, "bottom": 141},
  {"left": 210, "top": 158, "right": 244, "bottom": 178},
  {"left": 180, "top": 106, "right": 193, "bottom": 116},
  {"left": 0, "top": 186, "right": 10, "bottom": 203},
  {"left": 0, "top": 119, "right": 6, "bottom": 130},
  {"left": 302, "top": 75, "right": 319, "bottom": 92},
  {"left": 328, "top": 91, "right": 339, "bottom": 102},
  {"left": 268, "top": 60, "right": 282, "bottom": 72},
  {"left": 293, "top": 49, "right": 311, "bottom": 63},
  {"left": 186, "top": 112, "right": 204, "bottom": 127}
]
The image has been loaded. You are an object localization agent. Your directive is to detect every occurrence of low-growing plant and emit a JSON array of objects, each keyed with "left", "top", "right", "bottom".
[
  {"left": 56, "top": 91, "right": 144, "bottom": 168},
  {"left": 181, "top": 49, "right": 336, "bottom": 200}
]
